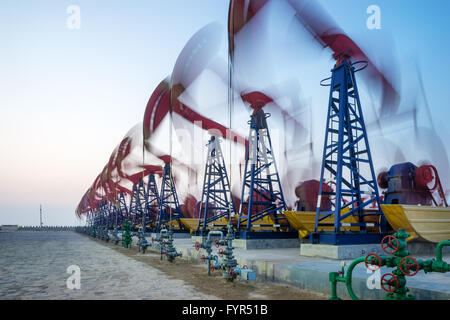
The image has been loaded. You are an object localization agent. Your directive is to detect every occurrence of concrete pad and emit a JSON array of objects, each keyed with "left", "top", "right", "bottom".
[
  {"left": 150, "top": 232, "right": 191, "bottom": 239},
  {"left": 300, "top": 243, "right": 384, "bottom": 260},
  {"left": 233, "top": 238, "right": 300, "bottom": 250},
  {"left": 191, "top": 235, "right": 299, "bottom": 250},
  {"left": 407, "top": 241, "right": 450, "bottom": 256}
]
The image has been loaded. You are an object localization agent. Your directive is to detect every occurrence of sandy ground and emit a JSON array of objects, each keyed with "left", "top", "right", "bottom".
[
  {"left": 0, "top": 231, "right": 216, "bottom": 300},
  {"left": 92, "top": 234, "right": 327, "bottom": 300}
]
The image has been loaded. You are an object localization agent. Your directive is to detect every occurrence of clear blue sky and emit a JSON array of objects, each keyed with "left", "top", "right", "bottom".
[{"left": 1, "top": 0, "right": 449, "bottom": 225}]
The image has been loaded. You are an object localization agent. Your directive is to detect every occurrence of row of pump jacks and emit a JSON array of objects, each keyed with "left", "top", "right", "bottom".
[
  {"left": 79, "top": 57, "right": 392, "bottom": 254},
  {"left": 77, "top": 57, "right": 387, "bottom": 283},
  {"left": 76, "top": 57, "right": 449, "bottom": 297},
  {"left": 82, "top": 106, "right": 292, "bottom": 240},
  {"left": 76, "top": 94, "right": 285, "bottom": 281},
  {"left": 77, "top": 106, "right": 272, "bottom": 281}
]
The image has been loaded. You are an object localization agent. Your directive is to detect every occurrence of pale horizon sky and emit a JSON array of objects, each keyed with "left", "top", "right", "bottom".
[{"left": 1, "top": 0, "right": 450, "bottom": 226}]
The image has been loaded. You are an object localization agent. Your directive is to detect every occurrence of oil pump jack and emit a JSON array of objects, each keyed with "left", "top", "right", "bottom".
[
  {"left": 156, "top": 160, "right": 186, "bottom": 232},
  {"left": 227, "top": 0, "right": 399, "bottom": 244},
  {"left": 311, "top": 56, "right": 386, "bottom": 244},
  {"left": 235, "top": 92, "right": 295, "bottom": 239},
  {"left": 196, "top": 135, "right": 236, "bottom": 236},
  {"left": 284, "top": 0, "right": 399, "bottom": 244}
]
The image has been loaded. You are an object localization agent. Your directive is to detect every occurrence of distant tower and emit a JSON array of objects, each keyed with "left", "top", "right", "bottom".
[{"left": 40, "top": 204, "right": 43, "bottom": 227}]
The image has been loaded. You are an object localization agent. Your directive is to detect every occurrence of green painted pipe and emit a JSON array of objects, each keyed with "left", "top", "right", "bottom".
[
  {"left": 330, "top": 238, "right": 450, "bottom": 300},
  {"left": 340, "top": 255, "right": 390, "bottom": 300},
  {"left": 436, "top": 241, "right": 450, "bottom": 262},
  {"left": 344, "top": 257, "right": 365, "bottom": 300}
]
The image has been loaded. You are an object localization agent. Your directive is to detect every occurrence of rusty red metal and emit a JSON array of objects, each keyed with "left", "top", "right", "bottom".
[{"left": 295, "top": 179, "right": 333, "bottom": 211}]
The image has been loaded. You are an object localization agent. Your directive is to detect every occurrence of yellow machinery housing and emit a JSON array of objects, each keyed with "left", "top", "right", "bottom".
[
  {"left": 381, "top": 204, "right": 450, "bottom": 243},
  {"left": 284, "top": 208, "right": 380, "bottom": 239}
]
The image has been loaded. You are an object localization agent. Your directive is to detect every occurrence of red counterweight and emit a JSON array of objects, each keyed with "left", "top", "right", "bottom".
[{"left": 295, "top": 180, "right": 333, "bottom": 212}]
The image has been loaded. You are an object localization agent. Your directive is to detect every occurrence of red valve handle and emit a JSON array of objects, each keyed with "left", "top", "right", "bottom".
[
  {"left": 195, "top": 241, "right": 200, "bottom": 251},
  {"left": 201, "top": 255, "right": 206, "bottom": 262},
  {"left": 365, "top": 253, "right": 381, "bottom": 271},
  {"left": 218, "top": 248, "right": 224, "bottom": 257},
  {"left": 381, "top": 273, "right": 399, "bottom": 293},
  {"left": 399, "top": 256, "right": 420, "bottom": 276},
  {"left": 381, "top": 235, "right": 399, "bottom": 255},
  {"left": 228, "top": 267, "right": 235, "bottom": 277},
  {"left": 209, "top": 263, "right": 215, "bottom": 273},
  {"left": 215, "top": 238, "right": 220, "bottom": 248},
  {"left": 243, "top": 265, "right": 248, "bottom": 269}
]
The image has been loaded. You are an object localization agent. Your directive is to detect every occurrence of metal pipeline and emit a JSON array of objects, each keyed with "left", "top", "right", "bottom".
[
  {"left": 436, "top": 241, "right": 450, "bottom": 262},
  {"left": 344, "top": 257, "right": 365, "bottom": 300},
  {"left": 207, "top": 231, "right": 224, "bottom": 243},
  {"left": 329, "top": 257, "right": 366, "bottom": 300},
  {"left": 330, "top": 235, "right": 450, "bottom": 300}
]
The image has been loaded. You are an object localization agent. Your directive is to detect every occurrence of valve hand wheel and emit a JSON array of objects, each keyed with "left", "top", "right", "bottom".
[
  {"left": 381, "top": 235, "right": 399, "bottom": 255},
  {"left": 243, "top": 265, "right": 248, "bottom": 269},
  {"left": 365, "top": 253, "right": 382, "bottom": 271},
  {"left": 209, "top": 263, "right": 215, "bottom": 273},
  {"left": 228, "top": 267, "right": 235, "bottom": 278},
  {"left": 399, "top": 256, "right": 419, "bottom": 276},
  {"left": 195, "top": 241, "right": 200, "bottom": 251},
  {"left": 215, "top": 238, "right": 220, "bottom": 248},
  {"left": 218, "top": 248, "right": 224, "bottom": 257},
  {"left": 381, "top": 273, "right": 399, "bottom": 293},
  {"left": 201, "top": 255, "right": 206, "bottom": 263}
]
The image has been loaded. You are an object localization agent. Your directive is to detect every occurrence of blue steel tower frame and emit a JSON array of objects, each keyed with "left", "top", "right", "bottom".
[
  {"left": 117, "top": 191, "right": 129, "bottom": 226},
  {"left": 128, "top": 179, "right": 145, "bottom": 230},
  {"left": 107, "top": 202, "right": 115, "bottom": 229},
  {"left": 144, "top": 173, "right": 161, "bottom": 231},
  {"left": 99, "top": 201, "right": 107, "bottom": 227},
  {"left": 236, "top": 109, "right": 292, "bottom": 239},
  {"left": 157, "top": 163, "right": 185, "bottom": 231},
  {"left": 311, "top": 59, "right": 386, "bottom": 245},
  {"left": 196, "top": 135, "right": 235, "bottom": 236}
]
